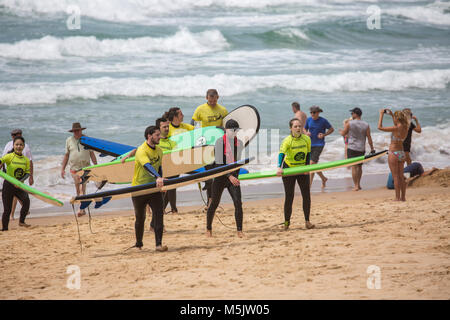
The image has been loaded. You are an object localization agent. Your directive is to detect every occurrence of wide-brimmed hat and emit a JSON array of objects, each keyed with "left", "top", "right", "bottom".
[
  {"left": 310, "top": 106, "right": 323, "bottom": 113},
  {"left": 69, "top": 122, "right": 86, "bottom": 132}
]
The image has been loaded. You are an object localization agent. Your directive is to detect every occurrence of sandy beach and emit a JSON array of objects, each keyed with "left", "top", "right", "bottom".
[{"left": 0, "top": 169, "right": 449, "bottom": 300}]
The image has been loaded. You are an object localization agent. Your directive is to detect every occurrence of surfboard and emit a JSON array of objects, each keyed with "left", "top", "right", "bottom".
[
  {"left": 0, "top": 171, "right": 64, "bottom": 207},
  {"left": 80, "top": 136, "right": 134, "bottom": 158},
  {"left": 78, "top": 145, "right": 215, "bottom": 184},
  {"left": 79, "top": 104, "right": 260, "bottom": 158},
  {"left": 238, "top": 150, "right": 387, "bottom": 180},
  {"left": 71, "top": 158, "right": 252, "bottom": 209},
  {"left": 223, "top": 104, "right": 260, "bottom": 146}
]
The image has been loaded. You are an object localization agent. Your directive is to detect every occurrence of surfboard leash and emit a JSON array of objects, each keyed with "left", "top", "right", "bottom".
[
  {"left": 87, "top": 206, "right": 96, "bottom": 234},
  {"left": 71, "top": 203, "right": 83, "bottom": 253}
]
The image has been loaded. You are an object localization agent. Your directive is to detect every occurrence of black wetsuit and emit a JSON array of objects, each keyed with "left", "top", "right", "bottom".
[
  {"left": 206, "top": 135, "right": 244, "bottom": 231},
  {"left": 280, "top": 155, "right": 312, "bottom": 225},
  {"left": 2, "top": 180, "right": 30, "bottom": 231}
]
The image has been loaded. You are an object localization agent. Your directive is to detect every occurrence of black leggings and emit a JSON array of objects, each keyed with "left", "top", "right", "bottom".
[
  {"left": 163, "top": 189, "right": 177, "bottom": 212},
  {"left": 206, "top": 176, "right": 243, "bottom": 231},
  {"left": 131, "top": 192, "right": 164, "bottom": 247},
  {"left": 282, "top": 174, "right": 311, "bottom": 223},
  {"left": 2, "top": 180, "right": 30, "bottom": 231}
]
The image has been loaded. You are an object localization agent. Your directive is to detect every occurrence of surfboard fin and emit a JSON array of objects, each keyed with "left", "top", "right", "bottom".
[
  {"left": 79, "top": 170, "right": 91, "bottom": 184},
  {"left": 80, "top": 200, "right": 92, "bottom": 210},
  {"left": 95, "top": 197, "right": 112, "bottom": 208}
]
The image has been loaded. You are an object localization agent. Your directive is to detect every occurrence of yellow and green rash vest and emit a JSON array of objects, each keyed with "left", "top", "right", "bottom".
[
  {"left": 158, "top": 136, "right": 177, "bottom": 152},
  {"left": 132, "top": 142, "right": 163, "bottom": 186},
  {"left": 279, "top": 134, "right": 311, "bottom": 167},
  {"left": 168, "top": 122, "right": 194, "bottom": 138},
  {"left": 192, "top": 103, "right": 228, "bottom": 127},
  {"left": 0, "top": 152, "right": 30, "bottom": 180}
]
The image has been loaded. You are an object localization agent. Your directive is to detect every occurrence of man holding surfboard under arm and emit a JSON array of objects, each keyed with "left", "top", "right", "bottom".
[
  {"left": 191, "top": 89, "right": 229, "bottom": 205},
  {"left": 131, "top": 125, "right": 167, "bottom": 252}
]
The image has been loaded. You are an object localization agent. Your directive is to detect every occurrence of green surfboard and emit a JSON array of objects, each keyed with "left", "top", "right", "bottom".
[
  {"left": 238, "top": 150, "right": 387, "bottom": 180},
  {"left": 0, "top": 171, "right": 64, "bottom": 207}
]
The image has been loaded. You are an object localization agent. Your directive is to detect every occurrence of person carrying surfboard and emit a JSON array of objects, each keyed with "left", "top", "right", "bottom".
[
  {"left": 61, "top": 122, "right": 97, "bottom": 217},
  {"left": 2, "top": 128, "right": 34, "bottom": 221},
  {"left": 1, "top": 136, "right": 32, "bottom": 231},
  {"left": 206, "top": 119, "right": 245, "bottom": 238},
  {"left": 276, "top": 118, "right": 315, "bottom": 231},
  {"left": 131, "top": 125, "right": 168, "bottom": 252},
  {"left": 165, "top": 107, "right": 194, "bottom": 138},
  {"left": 192, "top": 89, "right": 229, "bottom": 204},
  {"left": 156, "top": 117, "right": 178, "bottom": 215}
]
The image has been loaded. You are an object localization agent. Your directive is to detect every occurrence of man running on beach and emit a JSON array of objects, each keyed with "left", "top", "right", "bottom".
[
  {"left": 305, "top": 106, "right": 334, "bottom": 188},
  {"left": 339, "top": 107, "right": 375, "bottom": 191}
]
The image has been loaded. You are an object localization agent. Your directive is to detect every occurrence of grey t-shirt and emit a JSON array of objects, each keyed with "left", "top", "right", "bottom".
[{"left": 348, "top": 120, "right": 369, "bottom": 152}]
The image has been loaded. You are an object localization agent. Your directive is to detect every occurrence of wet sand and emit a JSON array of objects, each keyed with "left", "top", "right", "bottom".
[{"left": 0, "top": 170, "right": 449, "bottom": 300}]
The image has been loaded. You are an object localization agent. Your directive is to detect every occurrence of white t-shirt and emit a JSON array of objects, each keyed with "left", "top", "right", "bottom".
[
  {"left": 2, "top": 141, "right": 33, "bottom": 160},
  {"left": 65, "top": 136, "right": 91, "bottom": 171}
]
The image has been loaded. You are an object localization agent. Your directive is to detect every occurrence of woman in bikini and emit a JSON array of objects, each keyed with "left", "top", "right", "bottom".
[{"left": 378, "top": 109, "right": 408, "bottom": 201}]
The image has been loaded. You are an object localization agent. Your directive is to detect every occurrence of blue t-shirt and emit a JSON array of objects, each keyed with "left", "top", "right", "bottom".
[{"left": 305, "top": 117, "right": 332, "bottom": 147}]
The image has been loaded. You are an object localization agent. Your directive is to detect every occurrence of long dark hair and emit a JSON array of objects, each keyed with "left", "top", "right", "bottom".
[
  {"left": 164, "top": 107, "right": 180, "bottom": 122},
  {"left": 8, "top": 136, "right": 25, "bottom": 154}
]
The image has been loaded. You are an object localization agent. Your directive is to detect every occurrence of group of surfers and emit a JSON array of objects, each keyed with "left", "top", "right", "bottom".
[{"left": 1, "top": 89, "right": 417, "bottom": 253}]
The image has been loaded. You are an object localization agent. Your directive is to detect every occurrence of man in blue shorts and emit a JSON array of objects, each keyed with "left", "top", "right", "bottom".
[{"left": 305, "top": 106, "right": 334, "bottom": 188}]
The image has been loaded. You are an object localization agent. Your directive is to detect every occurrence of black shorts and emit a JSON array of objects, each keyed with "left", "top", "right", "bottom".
[
  {"left": 347, "top": 148, "right": 365, "bottom": 166},
  {"left": 310, "top": 146, "right": 324, "bottom": 163}
]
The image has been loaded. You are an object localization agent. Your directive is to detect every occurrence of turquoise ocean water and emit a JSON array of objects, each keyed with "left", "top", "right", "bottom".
[{"left": 0, "top": 0, "right": 449, "bottom": 210}]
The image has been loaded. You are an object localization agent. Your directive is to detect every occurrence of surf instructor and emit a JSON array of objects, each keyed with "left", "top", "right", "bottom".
[
  {"left": 131, "top": 125, "right": 167, "bottom": 252},
  {"left": 191, "top": 89, "right": 229, "bottom": 205}
]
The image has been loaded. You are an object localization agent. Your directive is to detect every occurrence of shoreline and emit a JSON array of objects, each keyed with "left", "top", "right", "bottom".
[{"left": 24, "top": 172, "right": 390, "bottom": 219}]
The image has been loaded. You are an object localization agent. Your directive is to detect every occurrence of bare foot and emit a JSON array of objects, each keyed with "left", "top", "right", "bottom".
[
  {"left": 237, "top": 231, "right": 244, "bottom": 238},
  {"left": 77, "top": 211, "right": 86, "bottom": 217},
  {"left": 206, "top": 230, "right": 212, "bottom": 237},
  {"left": 321, "top": 178, "right": 328, "bottom": 188},
  {"left": 352, "top": 186, "right": 361, "bottom": 191},
  {"left": 155, "top": 245, "right": 168, "bottom": 252},
  {"left": 19, "top": 222, "right": 31, "bottom": 228},
  {"left": 305, "top": 221, "right": 315, "bottom": 229}
]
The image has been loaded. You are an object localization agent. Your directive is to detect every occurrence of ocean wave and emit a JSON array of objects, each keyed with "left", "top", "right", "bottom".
[
  {"left": 274, "top": 28, "right": 310, "bottom": 41},
  {"left": 1, "top": 69, "right": 449, "bottom": 105},
  {"left": 0, "top": 28, "right": 229, "bottom": 60},
  {"left": 386, "top": 1, "right": 450, "bottom": 27}
]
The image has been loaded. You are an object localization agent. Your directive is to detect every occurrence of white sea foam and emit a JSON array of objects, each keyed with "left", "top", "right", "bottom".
[
  {"left": 275, "top": 28, "right": 310, "bottom": 41},
  {"left": 0, "top": 29, "right": 229, "bottom": 60},
  {"left": 1, "top": 69, "right": 449, "bottom": 105},
  {"left": 386, "top": 1, "right": 450, "bottom": 27}
]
